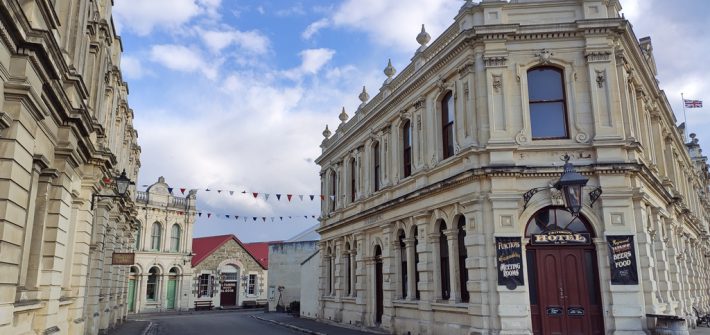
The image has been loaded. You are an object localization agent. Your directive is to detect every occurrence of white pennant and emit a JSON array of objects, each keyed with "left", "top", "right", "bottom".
[
  {"left": 330, "top": 195, "right": 335, "bottom": 201},
  {"left": 229, "top": 191, "right": 234, "bottom": 195},
  {"left": 298, "top": 194, "right": 304, "bottom": 201},
  {"left": 264, "top": 193, "right": 270, "bottom": 201}
]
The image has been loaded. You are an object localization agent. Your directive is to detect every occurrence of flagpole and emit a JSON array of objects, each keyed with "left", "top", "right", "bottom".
[{"left": 681, "top": 92, "right": 688, "bottom": 142}]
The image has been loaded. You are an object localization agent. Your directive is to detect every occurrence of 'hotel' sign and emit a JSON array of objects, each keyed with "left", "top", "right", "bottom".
[
  {"left": 111, "top": 252, "right": 135, "bottom": 265},
  {"left": 531, "top": 229, "right": 590, "bottom": 245}
]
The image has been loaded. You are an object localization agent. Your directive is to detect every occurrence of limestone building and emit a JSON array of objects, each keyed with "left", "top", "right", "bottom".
[
  {"left": 191, "top": 235, "right": 270, "bottom": 308},
  {"left": 129, "top": 178, "right": 197, "bottom": 313},
  {"left": 0, "top": 1, "right": 141, "bottom": 335},
  {"left": 315, "top": 0, "right": 710, "bottom": 334}
]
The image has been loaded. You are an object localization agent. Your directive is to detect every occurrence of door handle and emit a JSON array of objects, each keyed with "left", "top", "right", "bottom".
[{"left": 559, "top": 287, "right": 565, "bottom": 301}]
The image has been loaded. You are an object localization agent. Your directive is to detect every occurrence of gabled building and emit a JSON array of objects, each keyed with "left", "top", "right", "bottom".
[
  {"left": 191, "top": 235, "right": 271, "bottom": 308},
  {"left": 315, "top": 0, "right": 710, "bottom": 334}
]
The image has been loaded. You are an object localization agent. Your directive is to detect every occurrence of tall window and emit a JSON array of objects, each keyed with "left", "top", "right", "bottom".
[
  {"left": 442, "top": 92, "right": 454, "bottom": 159},
  {"left": 527, "top": 66, "right": 568, "bottom": 139},
  {"left": 439, "top": 222, "right": 450, "bottom": 300},
  {"left": 134, "top": 226, "right": 141, "bottom": 251},
  {"left": 345, "top": 243, "right": 352, "bottom": 296},
  {"left": 198, "top": 273, "right": 211, "bottom": 297},
  {"left": 146, "top": 267, "right": 158, "bottom": 300},
  {"left": 151, "top": 222, "right": 161, "bottom": 250},
  {"left": 327, "top": 247, "right": 333, "bottom": 295},
  {"left": 170, "top": 224, "right": 181, "bottom": 252},
  {"left": 414, "top": 228, "right": 420, "bottom": 300},
  {"left": 373, "top": 142, "right": 381, "bottom": 191},
  {"left": 399, "top": 230, "right": 407, "bottom": 299},
  {"left": 457, "top": 217, "right": 469, "bottom": 302},
  {"left": 402, "top": 120, "right": 412, "bottom": 177},
  {"left": 350, "top": 159, "right": 357, "bottom": 202},
  {"left": 330, "top": 171, "right": 337, "bottom": 212},
  {"left": 248, "top": 274, "right": 257, "bottom": 295}
]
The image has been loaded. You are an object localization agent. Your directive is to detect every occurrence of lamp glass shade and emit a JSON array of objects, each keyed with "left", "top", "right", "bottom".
[
  {"left": 562, "top": 183, "right": 584, "bottom": 215},
  {"left": 554, "top": 158, "right": 589, "bottom": 215},
  {"left": 116, "top": 170, "right": 131, "bottom": 195}
]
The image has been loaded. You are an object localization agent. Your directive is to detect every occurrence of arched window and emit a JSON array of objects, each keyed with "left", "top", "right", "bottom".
[
  {"left": 527, "top": 66, "right": 568, "bottom": 139},
  {"left": 146, "top": 267, "right": 159, "bottom": 300},
  {"left": 439, "top": 222, "right": 450, "bottom": 300},
  {"left": 134, "top": 225, "right": 141, "bottom": 251},
  {"left": 457, "top": 217, "right": 469, "bottom": 302},
  {"left": 399, "top": 230, "right": 407, "bottom": 299},
  {"left": 151, "top": 222, "right": 162, "bottom": 250},
  {"left": 170, "top": 224, "right": 181, "bottom": 252},
  {"left": 402, "top": 120, "right": 412, "bottom": 177},
  {"left": 373, "top": 141, "right": 381, "bottom": 191},
  {"left": 330, "top": 171, "right": 337, "bottom": 212},
  {"left": 441, "top": 92, "right": 454, "bottom": 159},
  {"left": 350, "top": 158, "right": 357, "bottom": 202}
]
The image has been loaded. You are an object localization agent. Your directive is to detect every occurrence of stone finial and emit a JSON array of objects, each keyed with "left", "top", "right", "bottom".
[
  {"left": 339, "top": 107, "right": 349, "bottom": 124},
  {"left": 416, "top": 24, "right": 431, "bottom": 48},
  {"left": 384, "top": 59, "right": 396, "bottom": 79},
  {"left": 358, "top": 86, "right": 370, "bottom": 104},
  {"left": 322, "top": 125, "right": 331, "bottom": 139}
]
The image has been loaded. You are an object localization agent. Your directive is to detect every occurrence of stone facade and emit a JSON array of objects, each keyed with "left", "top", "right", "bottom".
[
  {"left": 0, "top": 1, "right": 140, "bottom": 335},
  {"left": 315, "top": 0, "right": 710, "bottom": 334},
  {"left": 130, "top": 177, "right": 197, "bottom": 313},
  {"left": 192, "top": 237, "right": 268, "bottom": 308}
]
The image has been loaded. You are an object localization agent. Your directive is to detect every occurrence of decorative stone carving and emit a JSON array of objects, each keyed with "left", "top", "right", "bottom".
[
  {"left": 339, "top": 107, "right": 349, "bottom": 125},
  {"left": 515, "top": 130, "right": 528, "bottom": 145},
  {"left": 413, "top": 97, "right": 425, "bottom": 110},
  {"left": 416, "top": 24, "right": 431, "bottom": 53},
  {"left": 384, "top": 59, "right": 396, "bottom": 82},
  {"left": 322, "top": 125, "right": 331, "bottom": 139},
  {"left": 575, "top": 132, "right": 590, "bottom": 143},
  {"left": 595, "top": 70, "right": 606, "bottom": 88},
  {"left": 492, "top": 74, "right": 502, "bottom": 93},
  {"left": 484, "top": 56, "right": 507, "bottom": 68},
  {"left": 586, "top": 51, "right": 612, "bottom": 63},
  {"left": 358, "top": 86, "right": 369, "bottom": 110},
  {"left": 534, "top": 48, "right": 553, "bottom": 64}
]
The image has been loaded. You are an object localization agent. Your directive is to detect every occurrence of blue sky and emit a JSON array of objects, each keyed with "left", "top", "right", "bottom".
[{"left": 113, "top": 0, "right": 710, "bottom": 242}]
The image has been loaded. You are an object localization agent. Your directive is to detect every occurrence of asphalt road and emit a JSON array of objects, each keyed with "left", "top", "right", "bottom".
[{"left": 141, "top": 311, "right": 302, "bottom": 335}]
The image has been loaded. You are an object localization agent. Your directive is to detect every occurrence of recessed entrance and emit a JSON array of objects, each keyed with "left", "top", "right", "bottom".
[
  {"left": 220, "top": 265, "right": 239, "bottom": 307},
  {"left": 526, "top": 207, "right": 604, "bottom": 335}
]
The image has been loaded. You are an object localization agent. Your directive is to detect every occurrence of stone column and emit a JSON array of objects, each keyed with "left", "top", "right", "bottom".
[
  {"left": 445, "top": 228, "right": 460, "bottom": 302},
  {"left": 414, "top": 213, "right": 433, "bottom": 335},
  {"left": 391, "top": 238, "right": 403, "bottom": 300},
  {"left": 85, "top": 201, "right": 112, "bottom": 335},
  {"left": 404, "top": 238, "right": 416, "bottom": 301},
  {"left": 632, "top": 202, "right": 662, "bottom": 314}
]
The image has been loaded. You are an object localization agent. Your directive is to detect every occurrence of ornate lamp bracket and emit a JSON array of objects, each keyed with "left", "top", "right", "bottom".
[
  {"left": 523, "top": 187, "right": 550, "bottom": 210},
  {"left": 588, "top": 186, "right": 603, "bottom": 207}
]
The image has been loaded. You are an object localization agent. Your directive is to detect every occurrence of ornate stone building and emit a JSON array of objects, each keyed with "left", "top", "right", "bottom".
[
  {"left": 191, "top": 235, "right": 269, "bottom": 309},
  {"left": 0, "top": 1, "right": 140, "bottom": 335},
  {"left": 316, "top": 0, "right": 710, "bottom": 334},
  {"left": 130, "top": 178, "right": 197, "bottom": 313}
]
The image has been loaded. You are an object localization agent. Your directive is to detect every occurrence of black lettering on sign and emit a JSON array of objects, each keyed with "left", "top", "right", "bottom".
[
  {"left": 495, "top": 237, "right": 524, "bottom": 289},
  {"left": 607, "top": 235, "right": 639, "bottom": 285}
]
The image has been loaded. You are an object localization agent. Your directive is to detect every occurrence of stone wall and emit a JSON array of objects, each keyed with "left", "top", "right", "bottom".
[{"left": 267, "top": 241, "right": 318, "bottom": 311}]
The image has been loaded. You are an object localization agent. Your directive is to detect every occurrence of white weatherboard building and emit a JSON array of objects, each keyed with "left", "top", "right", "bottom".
[{"left": 316, "top": 0, "right": 710, "bottom": 334}]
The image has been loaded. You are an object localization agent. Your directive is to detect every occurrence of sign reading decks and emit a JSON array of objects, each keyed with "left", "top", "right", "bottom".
[
  {"left": 111, "top": 252, "right": 135, "bottom": 265},
  {"left": 607, "top": 235, "right": 639, "bottom": 285},
  {"left": 531, "top": 229, "right": 590, "bottom": 245},
  {"left": 495, "top": 237, "right": 524, "bottom": 289}
]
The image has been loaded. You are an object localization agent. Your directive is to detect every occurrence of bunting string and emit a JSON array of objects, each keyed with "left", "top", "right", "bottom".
[
  {"left": 137, "top": 206, "right": 318, "bottom": 223},
  {"left": 138, "top": 185, "right": 327, "bottom": 203}
]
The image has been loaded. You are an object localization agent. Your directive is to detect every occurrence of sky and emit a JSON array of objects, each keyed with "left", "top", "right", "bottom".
[{"left": 112, "top": 0, "right": 710, "bottom": 243}]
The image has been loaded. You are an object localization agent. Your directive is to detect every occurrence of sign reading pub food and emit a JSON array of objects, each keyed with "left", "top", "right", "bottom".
[
  {"left": 607, "top": 235, "right": 639, "bottom": 285},
  {"left": 495, "top": 237, "right": 524, "bottom": 289}
]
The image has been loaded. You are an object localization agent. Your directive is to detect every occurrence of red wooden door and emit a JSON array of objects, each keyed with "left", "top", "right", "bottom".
[
  {"left": 220, "top": 282, "right": 237, "bottom": 306},
  {"left": 533, "top": 248, "right": 602, "bottom": 335}
]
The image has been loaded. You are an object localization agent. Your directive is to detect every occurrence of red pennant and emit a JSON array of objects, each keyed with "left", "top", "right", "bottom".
[
  {"left": 178, "top": 211, "right": 183, "bottom": 215},
  {"left": 180, "top": 188, "right": 186, "bottom": 194},
  {"left": 102, "top": 177, "right": 112, "bottom": 184},
  {"left": 320, "top": 195, "right": 325, "bottom": 200},
  {"left": 253, "top": 193, "right": 259, "bottom": 198},
  {"left": 287, "top": 194, "right": 293, "bottom": 202}
]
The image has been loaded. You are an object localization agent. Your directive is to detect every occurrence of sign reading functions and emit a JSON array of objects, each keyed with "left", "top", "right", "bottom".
[
  {"left": 607, "top": 235, "right": 639, "bottom": 285},
  {"left": 495, "top": 236, "right": 524, "bottom": 289},
  {"left": 111, "top": 252, "right": 135, "bottom": 265}
]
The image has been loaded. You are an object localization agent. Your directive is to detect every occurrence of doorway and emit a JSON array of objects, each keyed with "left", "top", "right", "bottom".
[
  {"left": 167, "top": 267, "right": 178, "bottom": 309},
  {"left": 220, "top": 265, "right": 239, "bottom": 307},
  {"left": 526, "top": 207, "right": 604, "bottom": 335},
  {"left": 374, "top": 245, "right": 383, "bottom": 325}
]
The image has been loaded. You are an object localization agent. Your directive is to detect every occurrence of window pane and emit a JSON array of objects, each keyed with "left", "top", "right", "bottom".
[
  {"left": 530, "top": 102, "right": 567, "bottom": 138},
  {"left": 528, "top": 68, "right": 563, "bottom": 101}
]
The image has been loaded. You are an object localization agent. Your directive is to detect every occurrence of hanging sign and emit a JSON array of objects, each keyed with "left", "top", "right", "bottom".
[
  {"left": 607, "top": 235, "right": 639, "bottom": 285},
  {"left": 531, "top": 229, "right": 590, "bottom": 245},
  {"left": 495, "top": 237, "right": 524, "bottom": 289},
  {"left": 111, "top": 252, "right": 135, "bottom": 265}
]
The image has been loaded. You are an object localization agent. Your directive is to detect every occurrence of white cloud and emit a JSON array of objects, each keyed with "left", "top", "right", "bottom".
[
  {"left": 330, "top": 0, "right": 460, "bottom": 51},
  {"left": 149, "top": 44, "right": 218, "bottom": 79},
  {"left": 282, "top": 48, "right": 336, "bottom": 80},
  {"left": 302, "top": 18, "right": 330, "bottom": 40},
  {"left": 200, "top": 29, "right": 270, "bottom": 54},
  {"left": 120, "top": 55, "right": 143, "bottom": 79},
  {"left": 113, "top": 0, "right": 222, "bottom": 35},
  {"left": 276, "top": 3, "right": 306, "bottom": 17}
]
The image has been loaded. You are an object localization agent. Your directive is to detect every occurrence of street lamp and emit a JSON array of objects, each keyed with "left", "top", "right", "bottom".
[
  {"left": 553, "top": 154, "right": 589, "bottom": 216},
  {"left": 91, "top": 169, "right": 134, "bottom": 210}
]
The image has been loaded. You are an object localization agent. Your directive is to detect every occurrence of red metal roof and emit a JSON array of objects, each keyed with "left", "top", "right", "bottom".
[
  {"left": 191, "top": 234, "right": 276, "bottom": 269},
  {"left": 243, "top": 241, "right": 281, "bottom": 269}
]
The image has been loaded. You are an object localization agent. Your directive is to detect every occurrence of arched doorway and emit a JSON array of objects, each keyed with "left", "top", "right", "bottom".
[
  {"left": 374, "top": 245, "right": 383, "bottom": 325},
  {"left": 167, "top": 267, "right": 179, "bottom": 309},
  {"left": 220, "top": 264, "right": 239, "bottom": 307},
  {"left": 525, "top": 207, "right": 603, "bottom": 335}
]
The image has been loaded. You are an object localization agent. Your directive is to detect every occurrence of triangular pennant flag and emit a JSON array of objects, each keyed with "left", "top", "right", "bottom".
[
  {"left": 287, "top": 194, "right": 293, "bottom": 201},
  {"left": 288, "top": 216, "right": 292, "bottom": 219},
  {"left": 217, "top": 190, "right": 222, "bottom": 193},
  {"left": 206, "top": 188, "right": 211, "bottom": 191},
  {"left": 235, "top": 215, "right": 239, "bottom": 220},
  {"left": 253, "top": 192, "right": 259, "bottom": 199},
  {"left": 262, "top": 217, "right": 266, "bottom": 222},
  {"left": 207, "top": 213, "right": 211, "bottom": 218},
  {"left": 309, "top": 195, "right": 315, "bottom": 201},
  {"left": 244, "top": 217, "right": 247, "bottom": 222},
  {"left": 276, "top": 194, "right": 282, "bottom": 200},
  {"left": 241, "top": 190, "right": 246, "bottom": 194},
  {"left": 180, "top": 188, "right": 186, "bottom": 194},
  {"left": 253, "top": 217, "right": 257, "bottom": 221},
  {"left": 178, "top": 211, "right": 183, "bottom": 215},
  {"left": 102, "top": 177, "right": 112, "bottom": 184},
  {"left": 298, "top": 195, "right": 304, "bottom": 201},
  {"left": 225, "top": 215, "right": 230, "bottom": 218},
  {"left": 264, "top": 194, "right": 270, "bottom": 201},
  {"left": 330, "top": 195, "right": 335, "bottom": 201},
  {"left": 320, "top": 195, "right": 325, "bottom": 200},
  {"left": 229, "top": 191, "right": 234, "bottom": 196},
  {"left": 198, "top": 212, "right": 202, "bottom": 217},
  {"left": 304, "top": 216, "right": 308, "bottom": 219},
  {"left": 270, "top": 217, "right": 274, "bottom": 222},
  {"left": 168, "top": 187, "right": 173, "bottom": 194},
  {"left": 279, "top": 216, "right": 283, "bottom": 221},
  {"left": 312, "top": 215, "right": 316, "bottom": 218}
]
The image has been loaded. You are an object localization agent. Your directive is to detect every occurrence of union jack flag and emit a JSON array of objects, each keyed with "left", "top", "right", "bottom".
[{"left": 684, "top": 99, "right": 703, "bottom": 108}]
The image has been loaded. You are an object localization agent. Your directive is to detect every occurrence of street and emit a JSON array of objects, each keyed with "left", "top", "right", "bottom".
[{"left": 139, "top": 312, "right": 301, "bottom": 335}]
